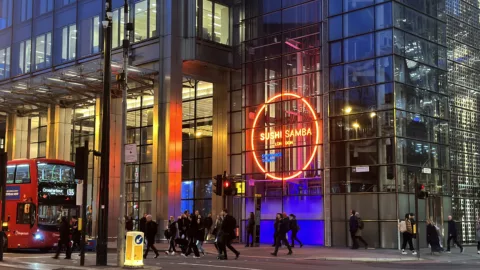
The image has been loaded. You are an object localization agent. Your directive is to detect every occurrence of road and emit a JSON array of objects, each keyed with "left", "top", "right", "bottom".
[{"left": 0, "top": 244, "right": 479, "bottom": 269}]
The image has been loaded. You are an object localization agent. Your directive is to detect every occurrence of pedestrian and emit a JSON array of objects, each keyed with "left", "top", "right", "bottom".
[
  {"left": 399, "top": 213, "right": 417, "bottom": 255},
  {"left": 349, "top": 210, "right": 359, "bottom": 249},
  {"left": 246, "top": 212, "right": 255, "bottom": 247},
  {"left": 139, "top": 213, "right": 147, "bottom": 234},
  {"left": 143, "top": 215, "right": 159, "bottom": 259},
  {"left": 446, "top": 215, "right": 463, "bottom": 253},
  {"left": 196, "top": 214, "right": 206, "bottom": 256},
  {"left": 213, "top": 215, "right": 223, "bottom": 258},
  {"left": 426, "top": 219, "right": 443, "bottom": 254},
  {"left": 125, "top": 216, "right": 134, "bottom": 232},
  {"left": 271, "top": 213, "right": 292, "bottom": 256},
  {"left": 204, "top": 213, "right": 213, "bottom": 240},
  {"left": 165, "top": 216, "right": 178, "bottom": 255},
  {"left": 219, "top": 209, "right": 240, "bottom": 260},
  {"left": 354, "top": 212, "right": 368, "bottom": 249},
  {"left": 70, "top": 216, "right": 80, "bottom": 252},
  {"left": 289, "top": 214, "right": 303, "bottom": 248},
  {"left": 182, "top": 213, "right": 200, "bottom": 258},
  {"left": 53, "top": 216, "right": 72, "bottom": 259},
  {"left": 409, "top": 213, "right": 417, "bottom": 239},
  {"left": 182, "top": 212, "right": 191, "bottom": 239},
  {"left": 272, "top": 214, "right": 280, "bottom": 247},
  {"left": 476, "top": 217, "right": 480, "bottom": 254}
]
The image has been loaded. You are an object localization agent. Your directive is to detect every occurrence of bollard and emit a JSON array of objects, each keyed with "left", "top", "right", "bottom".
[{"left": 124, "top": 231, "right": 144, "bottom": 268}]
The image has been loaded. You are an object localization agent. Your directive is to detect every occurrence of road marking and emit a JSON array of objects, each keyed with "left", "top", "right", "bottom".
[
  {"left": 178, "top": 262, "right": 262, "bottom": 270},
  {"left": 0, "top": 262, "right": 35, "bottom": 269}
]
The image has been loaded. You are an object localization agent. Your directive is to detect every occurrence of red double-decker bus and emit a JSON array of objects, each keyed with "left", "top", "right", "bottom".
[{"left": 1, "top": 158, "right": 79, "bottom": 250}]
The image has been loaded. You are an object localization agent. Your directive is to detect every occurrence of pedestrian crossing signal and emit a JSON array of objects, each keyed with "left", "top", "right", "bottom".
[{"left": 416, "top": 183, "right": 428, "bottom": 199}]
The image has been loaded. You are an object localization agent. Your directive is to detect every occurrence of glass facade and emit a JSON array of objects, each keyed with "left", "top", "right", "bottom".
[
  {"left": 30, "top": 115, "right": 48, "bottom": 159},
  {"left": 446, "top": 0, "right": 480, "bottom": 244},
  {"left": 197, "top": 0, "right": 231, "bottom": 45},
  {"left": 241, "top": 0, "right": 324, "bottom": 246},
  {"left": 126, "top": 94, "right": 154, "bottom": 228},
  {"left": 181, "top": 79, "right": 214, "bottom": 216}
]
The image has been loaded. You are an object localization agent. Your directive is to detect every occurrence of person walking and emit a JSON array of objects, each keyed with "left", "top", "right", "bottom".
[
  {"left": 125, "top": 216, "right": 134, "bottom": 232},
  {"left": 271, "top": 213, "right": 292, "bottom": 256},
  {"left": 53, "top": 216, "right": 71, "bottom": 259},
  {"left": 446, "top": 215, "right": 463, "bottom": 253},
  {"left": 213, "top": 215, "right": 224, "bottom": 258},
  {"left": 476, "top": 217, "right": 480, "bottom": 255},
  {"left": 219, "top": 209, "right": 240, "bottom": 260},
  {"left": 196, "top": 214, "right": 206, "bottom": 256},
  {"left": 144, "top": 215, "right": 160, "bottom": 259},
  {"left": 426, "top": 219, "right": 443, "bottom": 254},
  {"left": 349, "top": 210, "right": 359, "bottom": 249},
  {"left": 139, "top": 213, "right": 147, "bottom": 234},
  {"left": 165, "top": 216, "right": 178, "bottom": 255},
  {"left": 246, "top": 212, "right": 255, "bottom": 247},
  {"left": 182, "top": 213, "right": 201, "bottom": 258},
  {"left": 399, "top": 213, "right": 417, "bottom": 255},
  {"left": 272, "top": 215, "right": 280, "bottom": 247},
  {"left": 70, "top": 216, "right": 80, "bottom": 252},
  {"left": 354, "top": 212, "right": 368, "bottom": 249},
  {"left": 289, "top": 214, "right": 303, "bottom": 248},
  {"left": 204, "top": 213, "right": 213, "bottom": 240}
]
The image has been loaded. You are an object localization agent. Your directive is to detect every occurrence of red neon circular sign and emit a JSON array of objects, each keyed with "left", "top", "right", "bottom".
[{"left": 251, "top": 93, "right": 320, "bottom": 180}]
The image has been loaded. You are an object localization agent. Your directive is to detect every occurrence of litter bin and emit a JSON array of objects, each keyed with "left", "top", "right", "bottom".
[{"left": 125, "top": 231, "right": 144, "bottom": 268}]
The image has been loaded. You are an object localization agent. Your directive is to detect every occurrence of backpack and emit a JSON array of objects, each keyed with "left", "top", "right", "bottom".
[
  {"left": 358, "top": 218, "right": 364, "bottom": 230},
  {"left": 398, "top": 220, "right": 407, "bottom": 233}
]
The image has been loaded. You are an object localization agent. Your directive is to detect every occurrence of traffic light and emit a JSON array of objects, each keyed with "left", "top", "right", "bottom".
[
  {"left": 417, "top": 183, "right": 428, "bottom": 199},
  {"left": 223, "top": 178, "right": 237, "bottom": 196},
  {"left": 213, "top": 175, "right": 223, "bottom": 196}
]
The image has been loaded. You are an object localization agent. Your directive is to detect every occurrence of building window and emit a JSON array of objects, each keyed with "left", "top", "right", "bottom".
[
  {"left": 112, "top": 7, "right": 125, "bottom": 48},
  {"left": 0, "top": 0, "right": 12, "bottom": 30},
  {"left": 18, "top": 39, "right": 32, "bottom": 75},
  {"left": 0, "top": 47, "right": 10, "bottom": 80},
  {"left": 20, "top": 0, "right": 32, "bottom": 22},
  {"left": 80, "top": 16, "right": 100, "bottom": 57},
  {"left": 30, "top": 115, "right": 47, "bottom": 158},
  {"left": 125, "top": 94, "right": 154, "bottom": 229},
  {"left": 34, "top": 32, "right": 52, "bottom": 70},
  {"left": 61, "top": 24, "right": 77, "bottom": 63},
  {"left": 199, "top": 0, "right": 230, "bottom": 45},
  {"left": 133, "top": 0, "right": 157, "bottom": 43},
  {"left": 181, "top": 79, "right": 213, "bottom": 215},
  {"left": 38, "top": 0, "right": 53, "bottom": 15}
]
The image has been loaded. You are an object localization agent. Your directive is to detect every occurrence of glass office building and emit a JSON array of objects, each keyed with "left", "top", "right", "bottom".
[{"left": 0, "top": 0, "right": 478, "bottom": 248}]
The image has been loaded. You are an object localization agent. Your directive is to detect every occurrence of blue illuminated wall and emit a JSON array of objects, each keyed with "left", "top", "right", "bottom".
[{"left": 246, "top": 195, "right": 324, "bottom": 246}]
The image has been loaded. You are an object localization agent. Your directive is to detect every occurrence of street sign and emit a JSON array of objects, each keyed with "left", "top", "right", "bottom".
[
  {"left": 422, "top": 168, "right": 431, "bottom": 174},
  {"left": 353, "top": 166, "right": 369, "bottom": 173},
  {"left": 125, "top": 144, "right": 138, "bottom": 163}
]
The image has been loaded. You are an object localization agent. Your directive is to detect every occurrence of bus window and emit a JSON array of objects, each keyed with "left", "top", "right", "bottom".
[
  {"left": 37, "top": 163, "right": 74, "bottom": 184},
  {"left": 16, "top": 203, "right": 33, "bottom": 224},
  {"left": 14, "top": 165, "right": 31, "bottom": 184},
  {"left": 6, "top": 165, "right": 15, "bottom": 184}
]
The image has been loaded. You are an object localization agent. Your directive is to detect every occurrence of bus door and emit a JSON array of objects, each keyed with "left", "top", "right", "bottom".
[{"left": 14, "top": 202, "right": 36, "bottom": 248}]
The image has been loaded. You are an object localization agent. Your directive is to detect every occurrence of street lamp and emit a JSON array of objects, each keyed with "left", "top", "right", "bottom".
[{"left": 344, "top": 106, "right": 352, "bottom": 114}]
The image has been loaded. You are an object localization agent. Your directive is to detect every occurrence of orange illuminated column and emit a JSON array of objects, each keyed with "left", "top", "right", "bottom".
[{"left": 251, "top": 93, "right": 320, "bottom": 180}]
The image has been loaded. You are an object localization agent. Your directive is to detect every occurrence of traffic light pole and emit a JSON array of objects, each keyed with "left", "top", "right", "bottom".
[
  {"left": 414, "top": 175, "right": 420, "bottom": 259},
  {"left": 79, "top": 141, "right": 89, "bottom": 266},
  {"left": 97, "top": 0, "right": 113, "bottom": 265}
]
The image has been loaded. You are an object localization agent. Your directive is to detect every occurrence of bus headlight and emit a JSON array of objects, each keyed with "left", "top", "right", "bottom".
[
  {"left": 2, "top": 222, "right": 7, "bottom": 231},
  {"left": 34, "top": 233, "right": 43, "bottom": 240}
]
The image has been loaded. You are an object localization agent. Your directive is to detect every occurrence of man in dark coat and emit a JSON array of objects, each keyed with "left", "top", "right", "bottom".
[
  {"left": 272, "top": 215, "right": 280, "bottom": 247},
  {"left": 289, "top": 214, "right": 303, "bottom": 248},
  {"left": 349, "top": 210, "right": 359, "bottom": 249},
  {"left": 246, "top": 212, "right": 255, "bottom": 247},
  {"left": 271, "top": 213, "right": 292, "bottom": 256},
  {"left": 139, "top": 214, "right": 147, "bottom": 234},
  {"left": 183, "top": 213, "right": 200, "bottom": 257},
  {"left": 219, "top": 209, "right": 239, "bottom": 260},
  {"left": 143, "top": 215, "right": 159, "bottom": 258},
  {"left": 447, "top": 215, "right": 463, "bottom": 253},
  {"left": 70, "top": 216, "right": 80, "bottom": 252},
  {"left": 53, "top": 216, "right": 71, "bottom": 259},
  {"left": 204, "top": 214, "right": 213, "bottom": 239}
]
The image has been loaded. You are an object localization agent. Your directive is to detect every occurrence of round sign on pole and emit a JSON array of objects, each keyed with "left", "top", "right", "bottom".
[
  {"left": 251, "top": 93, "right": 320, "bottom": 180},
  {"left": 134, "top": 235, "right": 143, "bottom": 245}
]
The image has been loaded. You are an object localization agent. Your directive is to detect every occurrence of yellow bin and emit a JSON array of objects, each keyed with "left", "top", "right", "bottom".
[{"left": 125, "top": 231, "right": 144, "bottom": 268}]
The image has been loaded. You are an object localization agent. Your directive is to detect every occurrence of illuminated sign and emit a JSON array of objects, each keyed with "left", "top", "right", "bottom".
[
  {"left": 251, "top": 93, "right": 320, "bottom": 180},
  {"left": 6, "top": 186, "right": 20, "bottom": 200}
]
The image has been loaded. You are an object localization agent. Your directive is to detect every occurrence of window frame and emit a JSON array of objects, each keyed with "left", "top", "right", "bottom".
[
  {"left": 133, "top": 0, "right": 157, "bottom": 43},
  {"left": 14, "top": 164, "right": 31, "bottom": 184},
  {"left": 197, "top": 0, "right": 231, "bottom": 45},
  {"left": 0, "top": 46, "right": 11, "bottom": 80},
  {"left": 18, "top": 39, "right": 32, "bottom": 75},
  {"left": 38, "top": 0, "right": 53, "bottom": 16},
  {"left": 20, "top": 0, "right": 33, "bottom": 22},
  {"left": 0, "top": 0, "right": 13, "bottom": 30},
  {"left": 34, "top": 32, "right": 52, "bottom": 70},
  {"left": 16, "top": 203, "right": 35, "bottom": 226},
  {"left": 61, "top": 24, "right": 77, "bottom": 63}
]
